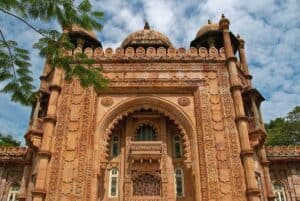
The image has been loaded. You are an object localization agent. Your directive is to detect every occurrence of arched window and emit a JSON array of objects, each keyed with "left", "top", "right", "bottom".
[
  {"left": 273, "top": 182, "right": 287, "bottom": 201},
  {"left": 109, "top": 168, "right": 118, "bottom": 197},
  {"left": 173, "top": 134, "right": 182, "bottom": 158},
  {"left": 7, "top": 183, "right": 20, "bottom": 201},
  {"left": 175, "top": 168, "right": 184, "bottom": 197},
  {"left": 110, "top": 135, "right": 120, "bottom": 157},
  {"left": 136, "top": 124, "right": 156, "bottom": 141}
]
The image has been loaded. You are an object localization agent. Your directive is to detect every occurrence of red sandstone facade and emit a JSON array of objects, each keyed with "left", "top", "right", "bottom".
[{"left": 1, "top": 15, "right": 298, "bottom": 201}]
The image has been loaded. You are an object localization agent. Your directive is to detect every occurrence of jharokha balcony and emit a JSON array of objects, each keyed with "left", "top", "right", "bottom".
[{"left": 129, "top": 141, "right": 163, "bottom": 163}]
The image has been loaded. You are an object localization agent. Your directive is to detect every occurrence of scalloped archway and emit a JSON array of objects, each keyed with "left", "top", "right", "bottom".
[{"left": 97, "top": 96, "right": 197, "bottom": 162}]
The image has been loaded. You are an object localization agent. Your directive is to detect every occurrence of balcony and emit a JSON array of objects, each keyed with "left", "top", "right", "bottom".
[{"left": 129, "top": 141, "right": 162, "bottom": 163}]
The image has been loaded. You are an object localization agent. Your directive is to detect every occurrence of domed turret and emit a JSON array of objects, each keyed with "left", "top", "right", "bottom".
[
  {"left": 190, "top": 19, "right": 239, "bottom": 53},
  {"left": 121, "top": 22, "right": 172, "bottom": 49},
  {"left": 64, "top": 24, "right": 102, "bottom": 49}
]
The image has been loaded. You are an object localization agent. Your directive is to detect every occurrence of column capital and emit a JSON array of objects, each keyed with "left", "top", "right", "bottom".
[
  {"left": 235, "top": 115, "right": 248, "bottom": 123},
  {"left": 43, "top": 115, "right": 57, "bottom": 123},
  {"left": 240, "top": 149, "right": 254, "bottom": 157},
  {"left": 38, "top": 149, "right": 52, "bottom": 159},
  {"left": 261, "top": 160, "right": 271, "bottom": 166},
  {"left": 226, "top": 56, "right": 238, "bottom": 63},
  {"left": 49, "top": 84, "right": 62, "bottom": 92},
  {"left": 31, "top": 188, "right": 47, "bottom": 197},
  {"left": 246, "top": 188, "right": 261, "bottom": 196},
  {"left": 230, "top": 84, "right": 243, "bottom": 93}
]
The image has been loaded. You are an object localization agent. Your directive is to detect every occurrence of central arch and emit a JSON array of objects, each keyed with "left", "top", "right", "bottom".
[
  {"left": 97, "top": 96, "right": 196, "bottom": 160},
  {"left": 94, "top": 96, "right": 202, "bottom": 201}
]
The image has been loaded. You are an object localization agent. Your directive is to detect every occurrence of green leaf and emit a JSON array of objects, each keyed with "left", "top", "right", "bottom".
[{"left": 79, "top": 0, "right": 92, "bottom": 12}]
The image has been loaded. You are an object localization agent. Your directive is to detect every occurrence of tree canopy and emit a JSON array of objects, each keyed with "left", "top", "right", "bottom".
[
  {"left": 266, "top": 106, "right": 300, "bottom": 146},
  {"left": 0, "top": 0, "right": 108, "bottom": 106},
  {"left": 0, "top": 132, "right": 20, "bottom": 147}
]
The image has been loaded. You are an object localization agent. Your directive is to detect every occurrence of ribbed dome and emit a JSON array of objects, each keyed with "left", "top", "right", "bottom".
[
  {"left": 195, "top": 21, "right": 219, "bottom": 38},
  {"left": 121, "top": 22, "right": 172, "bottom": 49}
]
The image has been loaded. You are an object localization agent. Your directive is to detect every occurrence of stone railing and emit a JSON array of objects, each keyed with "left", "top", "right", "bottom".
[
  {"left": 0, "top": 147, "right": 27, "bottom": 162},
  {"left": 266, "top": 145, "right": 300, "bottom": 157},
  {"left": 266, "top": 146, "right": 300, "bottom": 162},
  {"left": 68, "top": 46, "right": 226, "bottom": 61},
  {"left": 129, "top": 141, "right": 162, "bottom": 161}
]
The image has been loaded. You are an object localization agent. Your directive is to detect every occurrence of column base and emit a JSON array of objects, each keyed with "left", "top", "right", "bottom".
[
  {"left": 246, "top": 188, "right": 260, "bottom": 196},
  {"left": 267, "top": 194, "right": 277, "bottom": 201}
]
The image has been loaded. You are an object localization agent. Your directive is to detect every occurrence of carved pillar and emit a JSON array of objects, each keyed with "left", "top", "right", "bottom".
[
  {"left": 31, "top": 95, "right": 41, "bottom": 129},
  {"left": 250, "top": 96, "right": 261, "bottom": 129},
  {"left": 219, "top": 14, "right": 260, "bottom": 201},
  {"left": 124, "top": 117, "right": 133, "bottom": 201},
  {"left": 258, "top": 146, "right": 276, "bottom": 201},
  {"left": 237, "top": 35, "right": 252, "bottom": 87},
  {"left": 160, "top": 117, "right": 168, "bottom": 200},
  {"left": 32, "top": 68, "right": 62, "bottom": 201}
]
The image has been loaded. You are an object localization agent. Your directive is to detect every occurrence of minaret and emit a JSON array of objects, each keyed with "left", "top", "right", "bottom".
[
  {"left": 237, "top": 32, "right": 276, "bottom": 201},
  {"left": 219, "top": 14, "right": 261, "bottom": 201}
]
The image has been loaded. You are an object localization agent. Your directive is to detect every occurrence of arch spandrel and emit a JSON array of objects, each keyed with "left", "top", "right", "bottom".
[{"left": 95, "top": 96, "right": 197, "bottom": 162}]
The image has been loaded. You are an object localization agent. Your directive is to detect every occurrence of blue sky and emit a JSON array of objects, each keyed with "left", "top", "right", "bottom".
[{"left": 0, "top": 0, "right": 299, "bottom": 144}]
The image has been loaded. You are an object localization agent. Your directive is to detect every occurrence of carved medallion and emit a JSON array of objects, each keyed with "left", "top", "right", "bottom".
[
  {"left": 178, "top": 97, "right": 191, "bottom": 106},
  {"left": 101, "top": 97, "right": 114, "bottom": 107}
]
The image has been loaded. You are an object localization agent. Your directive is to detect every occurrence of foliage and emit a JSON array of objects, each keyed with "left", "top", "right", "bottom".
[
  {"left": 266, "top": 106, "right": 300, "bottom": 145},
  {"left": 0, "top": 0, "right": 107, "bottom": 106},
  {"left": 0, "top": 133, "right": 20, "bottom": 147}
]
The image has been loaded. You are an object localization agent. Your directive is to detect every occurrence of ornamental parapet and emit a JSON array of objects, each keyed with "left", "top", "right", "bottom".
[
  {"left": 266, "top": 145, "right": 300, "bottom": 162},
  {"left": 69, "top": 46, "right": 226, "bottom": 61},
  {"left": 0, "top": 147, "right": 27, "bottom": 163}
]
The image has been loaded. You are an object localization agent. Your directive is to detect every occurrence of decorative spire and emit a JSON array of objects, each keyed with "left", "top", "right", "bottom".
[
  {"left": 144, "top": 21, "right": 150, "bottom": 30},
  {"left": 219, "top": 14, "right": 230, "bottom": 30}
]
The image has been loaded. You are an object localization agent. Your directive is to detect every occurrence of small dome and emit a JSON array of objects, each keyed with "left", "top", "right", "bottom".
[
  {"left": 121, "top": 22, "right": 172, "bottom": 49},
  {"left": 190, "top": 20, "right": 221, "bottom": 49},
  {"left": 64, "top": 24, "right": 102, "bottom": 48},
  {"left": 195, "top": 20, "right": 219, "bottom": 38}
]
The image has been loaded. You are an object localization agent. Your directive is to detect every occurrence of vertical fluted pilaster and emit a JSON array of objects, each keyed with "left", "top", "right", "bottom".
[
  {"left": 250, "top": 96, "right": 261, "bottom": 129},
  {"left": 237, "top": 35, "right": 252, "bottom": 87},
  {"left": 219, "top": 14, "right": 261, "bottom": 201},
  {"left": 32, "top": 68, "right": 62, "bottom": 201}
]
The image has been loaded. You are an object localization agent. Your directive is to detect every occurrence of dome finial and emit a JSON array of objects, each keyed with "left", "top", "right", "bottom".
[{"left": 144, "top": 21, "right": 150, "bottom": 30}]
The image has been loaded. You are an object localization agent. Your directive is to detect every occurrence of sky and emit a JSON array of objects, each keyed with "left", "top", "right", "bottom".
[{"left": 0, "top": 0, "right": 299, "bottom": 144}]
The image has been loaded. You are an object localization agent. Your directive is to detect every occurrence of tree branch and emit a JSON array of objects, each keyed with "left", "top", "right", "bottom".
[
  {"left": 0, "top": 8, "right": 53, "bottom": 40},
  {"left": 0, "top": 29, "right": 17, "bottom": 80}
]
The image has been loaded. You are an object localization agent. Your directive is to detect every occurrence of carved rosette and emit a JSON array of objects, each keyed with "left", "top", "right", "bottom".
[
  {"left": 101, "top": 97, "right": 114, "bottom": 107},
  {"left": 177, "top": 97, "right": 191, "bottom": 106}
]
